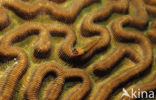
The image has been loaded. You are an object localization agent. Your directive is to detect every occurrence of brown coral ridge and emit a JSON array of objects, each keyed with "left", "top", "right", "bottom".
[
  {"left": 121, "top": 1, "right": 156, "bottom": 99},
  {"left": 0, "top": 22, "right": 78, "bottom": 59},
  {"left": 144, "top": 0, "right": 156, "bottom": 17},
  {"left": 122, "top": 1, "right": 156, "bottom": 100},
  {"left": 23, "top": 62, "right": 91, "bottom": 100},
  {"left": 49, "top": 0, "right": 66, "bottom": 3},
  {"left": 77, "top": 0, "right": 128, "bottom": 64},
  {"left": 0, "top": 6, "right": 10, "bottom": 30},
  {"left": 0, "top": 21, "right": 107, "bottom": 63},
  {"left": 0, "top": 0, "right": 98, "bottom": 23},
  {"left": 0, "top": 26, "right": 29, "bottom": 99},
  {"left": 122, "top": 74, "right": 156, "bottom": 100},
  {"left": 61, "top": 0, "right": 129, "bottom": 64},
  {"left": 144, "top": 0, "right": 156, "bottom": 41},
  {"left": 0, "top": 21, "right": 102, "bottom": 100},
  {"left": 78, "top": 0, "right": 128, "bottom": 65},
  {"left": 147, "top": 21, "right": 156, "bottom": 43},
  {"left": 90, "top": 0, "right": 153, "bottom": 100}
]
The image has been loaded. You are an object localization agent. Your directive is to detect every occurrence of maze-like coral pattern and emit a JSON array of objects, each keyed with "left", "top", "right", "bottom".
[{"left": 0, "top": 0, "right": 156, "bottom": 100}]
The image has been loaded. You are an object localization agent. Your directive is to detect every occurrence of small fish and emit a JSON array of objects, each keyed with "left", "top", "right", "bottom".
[{"left": 72, "top": 48, "right": 79, "bottom": 54}]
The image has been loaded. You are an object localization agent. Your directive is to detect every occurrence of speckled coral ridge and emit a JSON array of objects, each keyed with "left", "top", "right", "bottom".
[{"left": 0, "top": 0, "right": 156, "bottom": 100}]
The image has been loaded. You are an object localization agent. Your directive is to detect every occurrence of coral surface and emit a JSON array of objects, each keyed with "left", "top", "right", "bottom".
[{"left": 0, "top": 0, "right": 156, "bottom": 100}]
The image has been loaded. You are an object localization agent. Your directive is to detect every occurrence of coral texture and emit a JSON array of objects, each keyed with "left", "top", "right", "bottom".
[{"left": 0, "top": 0, "right": 156, "bottom": 100}]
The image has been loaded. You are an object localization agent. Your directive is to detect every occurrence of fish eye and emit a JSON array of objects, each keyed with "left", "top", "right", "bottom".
[{"left": 72, "top": 49, "right": 79, "bottom": 54}]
